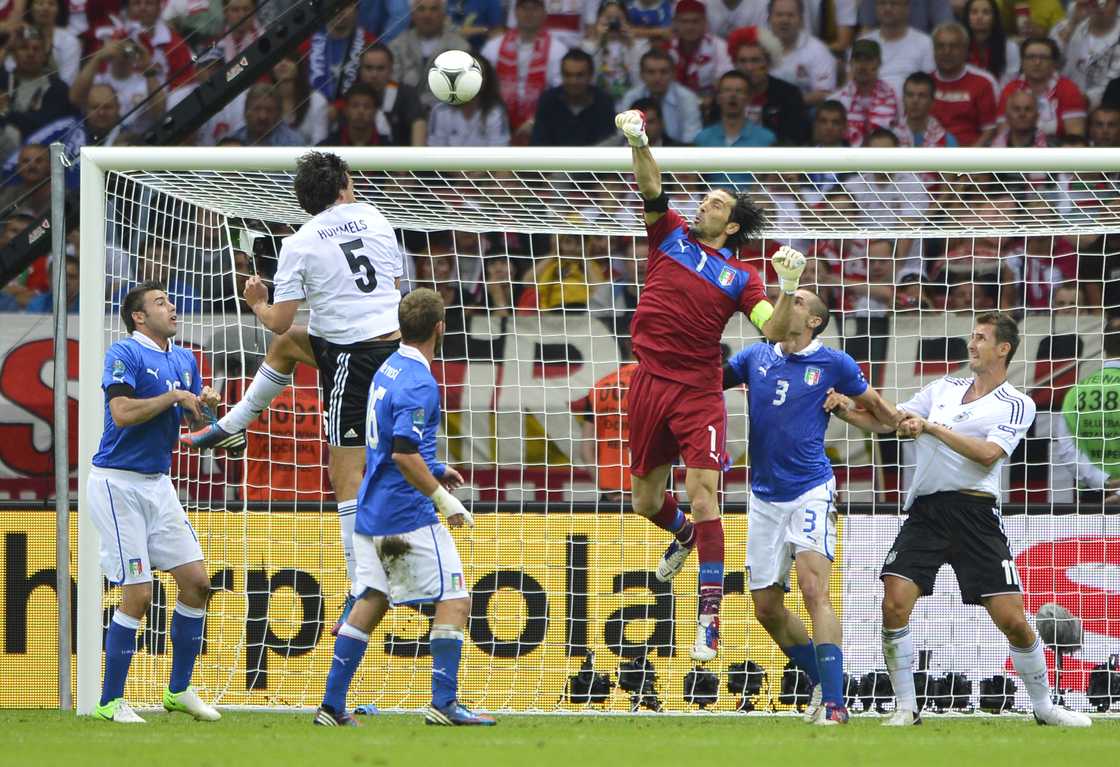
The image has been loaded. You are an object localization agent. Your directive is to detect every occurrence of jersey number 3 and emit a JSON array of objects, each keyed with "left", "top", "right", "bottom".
[
  {"left": 772, "top": 380, "right": 789, "bottom": 406},
  {"left": 341, "top": 239, "right": 378, "bottom": 293}
]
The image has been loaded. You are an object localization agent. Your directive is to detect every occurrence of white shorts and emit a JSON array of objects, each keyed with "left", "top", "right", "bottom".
[
  {"left": 747, "top": 477, "right": 837, "bottom": 592},
  {"left": 352, "top": 523, "right": 468, "bottom": 606},
  {"left": 87, "top": 467, "right": 204, "bottom": 585}
]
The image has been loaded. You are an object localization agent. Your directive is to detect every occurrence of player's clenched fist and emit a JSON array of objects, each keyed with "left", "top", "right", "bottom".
[
  {"left": 615, "top": 109, "right": 648, "bottom": 147},
  {"left": 771, "top": 245, "right": 806, "bottom": 295}
]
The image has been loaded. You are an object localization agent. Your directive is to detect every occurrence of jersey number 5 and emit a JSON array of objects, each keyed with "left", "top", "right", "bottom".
[
  {"left": 341, "top": 239, "right": 378, "bottom": 293},
  {"left": 366, "top": 385, "right": 387, "bottom": 449}
]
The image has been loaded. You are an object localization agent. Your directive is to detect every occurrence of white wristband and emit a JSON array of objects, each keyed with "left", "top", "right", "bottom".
[{"left": 428, "top": 484, "right": 453, "bottom": 507}]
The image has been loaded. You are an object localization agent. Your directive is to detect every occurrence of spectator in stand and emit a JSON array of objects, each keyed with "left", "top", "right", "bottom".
[
  {"left": 427, "top": 55, "right": 511, "bottom": 145},
  {"left": 930, "top": 22, "right": 997, "bottom": 146},
  {"left": 622, "top": 0, "right": 673, "bottom": 43},
  {"left": 997, "top": 36, "right": 1087, "bottom": 139},
  {"left": 999, "top": 0, "right": 1064, "bottom": 38},
  {"left": 1002, "top": 197, "right": 1078, "bottom": 312},
  {"left": 829, "top": 38, "right": 899, "bottom": 146},
  {"left": 305, "top": 2, "right": 373, "bottom": 104},
  {"left": 134, "top": 238, "right": 201, "bottom": 316},
  {"left": 1104, "top": 75, "right": 1120, "bottom": 109},
  {"left": 26, "top": 254, "right": 79, "bottom": 313},
  {"left": 851, "top": 237, "right": 923, "bottom": 316},
  {"left": 25, "top": 0, "right": 80, "bottom": 84},
  {"left": 0, "top": 27, "right": 74, "bottom": 155},
  {"left": 963, "top": 0, "right": 1018, "bottom": 88},
  {"left": 812, "top": 99, "right": 849, "bottom": 147},
  {"left": 228, "top": 83, "right": 303, "bottom": 145},
  {"left": 693, "top": 70, "right": 775, "bottom": 188},
  {"left": 618, "top": 47, "right": 701, "bottom": 143},
  {"left": 0, "top": 143, "right": 49, "bottom": 214},
  {"left": 320, "top": 82, "right": 393, "bottom": 146},
  {"left": 162, "top": 0, "right": 223, "bottom": 39},
  {"left": 896, "top": 71, "right": 958, "bottom": 146},
  {"left": 729, "top": 28, "right": 808, "bottom": 145},
  {"left": 165, "top": 47, "right": 231, "bottom": 144},
  {"left": 360, "top": 0, "right": 411, "bottom": 44},
  {"left": 1089, "top": 105, "right": 1120, "bottom": 146},
  {"left": 859, "top": 0, "right": 934, "bottom": 99},
  {"left": 530, "top": 48, "right": 615, "bottom": 145},
  {"left": 390, "top": 0, "right": 470, "bottom": 109},
  {"left": 767, "top": 0, "right": 836, "bottom": 107},
  {"left": 356, "top": 44, "right": 426, "bottom": 146},
  {"left": 580, "top": 0, "right": 650, "bottom": 105},
  {"left": 1054, "top": 0, "right": 1120, "bottom": 110},
  {"left": 117, "top": 0, "right": 194, "bottom": 88},
  {"left": 857, "top": 0, "right": 950, "bottom": 32},
  {"left": 666, "top": 0, "right": 732, "bottom": 109},
  {"left": 991, "top": 87, "right": 1050, "bottom": 146},
  {"left": 704, "top": 0, "right": 766, "bottom": 39},
  {"left": 71, "top": 33, "right": 166, "bottom": 134},
  {"left": 215, "top": 0, "right": 261, "bottom": 61},
  {"left": 503, "top": 0, "right": 598, "bottom": 48},
  {"left": 481, "top": 0, "right": 567, "bottom": 143},
  {"left": 809, "top": 0, "right": 858, "bottom": 55},
  {"left": 78, "top": 82, "right": 125, "bottom": 144},
  {"left": 0, "top": 211, "right": 45, "bottom": 310},
  {"left": 272, "top": 51, "right": 329, "bottom": 146},
  {"left": 446, "top": 0, "right": 503, "bottom": 50},
  {"left": 848, "top": 128, "right": 929, "bottom": 259},
  {"left": 624, "top": 96, "right": 680, "bottom": 145}
]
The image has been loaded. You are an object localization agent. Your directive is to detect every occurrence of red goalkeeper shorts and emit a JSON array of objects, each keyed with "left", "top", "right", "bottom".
[{"left": 627, "top": 365, "right": 728, "bottom": 477}]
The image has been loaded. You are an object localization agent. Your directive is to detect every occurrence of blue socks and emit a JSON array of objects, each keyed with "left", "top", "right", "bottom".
[
  {"left": 100, "top": 610, "right": 140, "bottom": 705},
  {"left": 169, "top": 602, "right": 206, "bottom": 693},
  {"left": 430, "top": 625, "right": 464, "bottom": 709},
  {"left": 322, "top": 623, "right": 370, "bottom": 713},
  {"left": 782, "top": 641, "right": 821, "bottom": 688},
  {"left": 816, "top": 643, "right": 845, "bottom": 706}
]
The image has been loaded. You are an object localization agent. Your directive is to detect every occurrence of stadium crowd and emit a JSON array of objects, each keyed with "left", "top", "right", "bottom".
[{"left": 1, "top": 0, "right": 1120, "bottom": 324}]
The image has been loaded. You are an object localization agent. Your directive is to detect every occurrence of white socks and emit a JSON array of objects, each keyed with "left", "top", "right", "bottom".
[
  {"left": 218, "top": 363, "right": 292, "bottom": 433},
  {"left": 1011, "top": 637, "right": 1054, "bottom": 714},
  {"left": 338, "top": 499, "right": 357, "bottom": 583},
  {"left": 882, "top": 624, "right": 917, "bottom": 712}
]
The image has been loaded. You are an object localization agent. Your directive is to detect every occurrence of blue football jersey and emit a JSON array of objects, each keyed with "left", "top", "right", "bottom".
[
  {"left": 93, "top": 332, "right": 201, "bottom": 475},
  {"left": 356, "top": 345, "right": 447, "bottom": 537},
  {"left": 727, "top": 340, "right": 868, "bottom": 502}
]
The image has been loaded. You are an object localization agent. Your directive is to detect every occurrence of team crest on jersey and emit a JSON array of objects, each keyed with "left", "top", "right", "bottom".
[
  {"left": 804, "top": 367, "right": 822, "bottom": 386},
  {"left": 717, "top": 267, "right": 734, "bottom": 286},
  {"left": 884, "top": 551, "right": 897, "bottom": 566},
  {"left": 953, "top": 410, "right": 971, "bottom": 422},
  {"left": 412, "top": 408, "right": 425, "bottom": 426},
  {"left": 128, "top": 558, "right": 143, "bottom": 576},
  {"left": 111, "top": 359, "right": 126, "bottom": 380},
  {"left": 451, "top": 573, "right": 463, "bottom": 591}
]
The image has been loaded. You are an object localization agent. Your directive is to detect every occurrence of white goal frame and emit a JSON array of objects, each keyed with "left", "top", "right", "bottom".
[{"left": 75, "top": 146, "right": 1120, "bottom": 715}]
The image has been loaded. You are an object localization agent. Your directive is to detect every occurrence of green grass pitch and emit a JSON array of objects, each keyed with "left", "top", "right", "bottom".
[{"left": 4, "top": 711, "right": 1117, "bottom": 767}]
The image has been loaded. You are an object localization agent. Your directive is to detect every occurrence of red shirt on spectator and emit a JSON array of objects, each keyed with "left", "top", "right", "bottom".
[
  {"left": 829, "top": 78, "right": 899, "bottom": 147},
  {"left": 1009, "top": 237, "right": 1078, "bottom": 309},
  {"left": 931, "top": 65, "right": 997, "bottom": 146},
  {"left": 997, "top": 75, "right": 1087, "bottom": 138}
]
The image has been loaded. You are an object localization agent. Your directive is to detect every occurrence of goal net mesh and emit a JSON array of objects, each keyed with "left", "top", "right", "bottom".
[{"left": 92, "top": 158, "right": 1120, "bottom": 714}]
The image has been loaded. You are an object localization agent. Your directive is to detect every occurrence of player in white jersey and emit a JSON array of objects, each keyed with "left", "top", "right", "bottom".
[
  {"left": 829, "top": 313, "right": 1091, "bottom": 728},
  {"left": 181, "top": 152, "right": 404, "bottom": 633},
  {"left": 90, "top": 281, "right": 222, "bottom": 723}
]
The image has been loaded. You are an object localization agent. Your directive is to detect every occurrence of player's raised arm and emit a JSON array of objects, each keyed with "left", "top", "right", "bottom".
[
  {"left": 759, "top": 246, "right": 807, "bottom": 341},
  {"left": 244, "top": 275, "right": 300, "bottom": 336},
  {"left": 824, "top": 387, "right": 902, "bottom": 434},
  {"left": 616, "top": 110, "right": 663, "bottom": 222}
]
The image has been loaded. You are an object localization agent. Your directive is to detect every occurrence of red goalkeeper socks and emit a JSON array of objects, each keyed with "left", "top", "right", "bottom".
[{"left": 694, "top": 519, "right": 724, "bottom": 617}]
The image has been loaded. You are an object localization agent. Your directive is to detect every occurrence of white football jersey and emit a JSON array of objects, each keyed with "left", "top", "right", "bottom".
[
  {"left": 272, "top": 202, "right": 403, "bottom": 344},
  {"left": 900, "top": 376, "right": 1036, "bottom": 510}
]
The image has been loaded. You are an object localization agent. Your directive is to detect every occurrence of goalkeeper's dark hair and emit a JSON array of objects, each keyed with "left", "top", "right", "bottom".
[
  {"left": 975, "top": 311, "right": 1020, "bottom": 364},
  {"left": 294, "top": 151, "right": 351, "bottom": 216},
  {"left": 121, "top": 280, "right": 167, "bottom": 333},
  {"left": 807, "top": 290, "right": 830, "bottom": 338},
  {"left": 399, "top": 287, "right": 446, "bottom": 344},
  {"left": 723, "top": 192, "right": 766, "bottom": 251}
]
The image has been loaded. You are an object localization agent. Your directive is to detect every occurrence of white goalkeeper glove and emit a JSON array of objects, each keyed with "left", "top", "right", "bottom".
[
  {"left": 772, "top": 245, "right": 807, "bottom": 295},
  {"left": 615, "top": 109, "right": 648, "bottom": 147},
  {"left": 429, "top": 484, "right": 474, "bottom": 528}
]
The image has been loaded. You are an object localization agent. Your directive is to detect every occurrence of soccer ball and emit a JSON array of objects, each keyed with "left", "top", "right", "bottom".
[{"left": 428, "top": 50, "right": 483, "bottom": 106}]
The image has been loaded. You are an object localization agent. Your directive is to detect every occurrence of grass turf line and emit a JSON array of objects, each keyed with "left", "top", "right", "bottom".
[{"left": 4, "top": 711, "right": 1116, "bottom": 767}]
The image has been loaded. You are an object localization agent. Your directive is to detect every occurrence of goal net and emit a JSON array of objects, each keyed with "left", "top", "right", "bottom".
[{"left": 76, "top": 147, "right": 1120, "bottom": 716}]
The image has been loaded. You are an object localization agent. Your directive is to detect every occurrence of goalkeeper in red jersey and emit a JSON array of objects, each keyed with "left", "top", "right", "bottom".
[{"left": 615, "top": 109, "right": 804, "bottom": 661}]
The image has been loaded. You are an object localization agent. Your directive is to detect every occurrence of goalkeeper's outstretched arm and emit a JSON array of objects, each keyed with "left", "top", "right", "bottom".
[{"left": 615, "top": 110, "right": 662, "bottom": 219}]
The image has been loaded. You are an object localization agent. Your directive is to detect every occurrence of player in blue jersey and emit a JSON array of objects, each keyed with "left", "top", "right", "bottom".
[
  {"left": 88, "top": 281, "right": 222, "bottom": 724},
  {"left": 315, "top": 288, "right": 495, "bottom": 728},
  {"left": 724, "top": 288, "right": 900, "bottom": 725}
]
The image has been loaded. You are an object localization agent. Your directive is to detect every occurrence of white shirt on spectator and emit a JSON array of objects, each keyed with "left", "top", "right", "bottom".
[
  {"left": 94, "top": 71, "right": 153, "bottom": 130},
  {"left": 846, "top": 170, "right": 931, "bottom": 227},
  {"left": 167, "top": 84, "right": 245, "bottom": 144},
  {"left": 506, "top": 0, "right": 598, "bottom": 47},
  {"left": 292, "top": 90, "right": 330, "bottom": 145},
  {"left": 804, "top": 0, "right": 857, "bottom": 37},
  {"left": 704, "top": 0, "right": 767, "bottom": 39},
  {"left": 161, "top": 0, "right": 213, "bottom": 27},
  {"left": 860, "top": 27, "right": 935, "bottom": 100},
  {"left": 427, "top": 103, "right": 511, "bottom": 146},
  {"left": 618, "top": 80, "right": 703, "bottom": 142},
  {"left": 1058, "top": 15, "right": 1120, "bottom": 109},
  {"left": 51, "top": 27, "right": 82, "bottom": 84},
  {"left": 769, "top": 30, "right": 837, "bottom": 96}
]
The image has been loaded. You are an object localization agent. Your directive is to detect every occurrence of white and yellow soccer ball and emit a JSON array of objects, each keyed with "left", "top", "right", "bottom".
[{"left": 427, "top": 50, "right": 483, "bottom": 105}]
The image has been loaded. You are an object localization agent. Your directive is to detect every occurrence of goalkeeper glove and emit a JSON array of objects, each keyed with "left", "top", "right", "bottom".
[
  {"left": 771, "top": 245, "right": 807, "bottom": 295},
  {"left": 615, "top": 109, "right": 648, "bottom": 147},
  {"left": 429, "top": 485, "right": 474, "bottom": 528}
]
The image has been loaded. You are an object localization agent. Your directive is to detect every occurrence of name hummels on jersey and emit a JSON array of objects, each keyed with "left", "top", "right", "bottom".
[{"left": 317, "top": 220, "right": 369, "bottom": 239}]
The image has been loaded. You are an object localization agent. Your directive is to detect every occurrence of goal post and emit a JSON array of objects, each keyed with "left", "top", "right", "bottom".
[{"left": 75, "top": 146, "right": 1120, "bottom": 716}]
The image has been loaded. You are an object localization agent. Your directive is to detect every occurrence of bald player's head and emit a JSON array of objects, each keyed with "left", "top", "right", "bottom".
[{"left": 796, "top": 288, "right": 830, "bottom": 338}]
